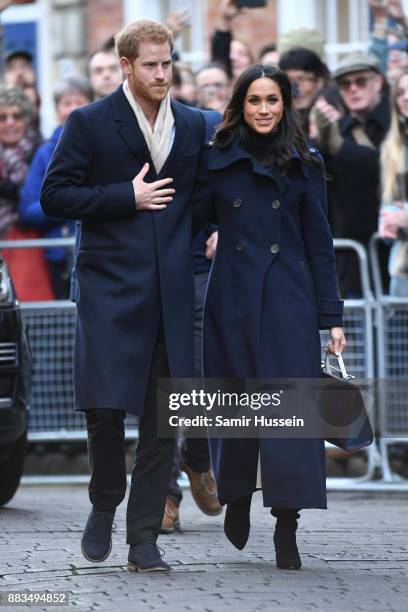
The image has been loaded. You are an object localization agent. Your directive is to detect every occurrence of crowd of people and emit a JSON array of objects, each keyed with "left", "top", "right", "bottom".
[
  {"left": 0, "top": 0, "right": 408, "bottom": 300},
  {"left": 0, "top": 36, "right": 123, "bottom": 300}
]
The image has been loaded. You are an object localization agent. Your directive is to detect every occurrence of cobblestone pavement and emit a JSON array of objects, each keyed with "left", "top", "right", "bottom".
[{"left": 0, "top": 486, "right": 407, "bottom": 612}]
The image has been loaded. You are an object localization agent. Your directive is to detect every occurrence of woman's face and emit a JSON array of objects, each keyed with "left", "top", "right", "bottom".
[
  {"left": 243, "top": 77, "right": 284, "bottom": 134},
  {"left": 395, "top": 73, "right": 408, "bottom": 118},
  {"left": 0, "top": 104, "right": 27, "bottom": 146},
  {"left": 230, "top": 40, "right": 252, "bottom": 79}
]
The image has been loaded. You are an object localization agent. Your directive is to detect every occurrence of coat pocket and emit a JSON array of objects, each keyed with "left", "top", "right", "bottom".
[
  {"left": 75, "top": 246, "right": 122, "bottom": 268},
  {"left": 181, "top": 148, "right": 200, "bottom": 159},
  {"left": 78, "top": 245, "right": 122, "bottom": 252}
]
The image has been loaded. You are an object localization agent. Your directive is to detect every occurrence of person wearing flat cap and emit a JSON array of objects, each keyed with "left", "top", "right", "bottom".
[{"left": 313, "top": 51, "right": 390, "bottom": 297}]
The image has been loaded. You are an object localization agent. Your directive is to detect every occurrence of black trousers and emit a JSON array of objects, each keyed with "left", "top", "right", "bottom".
[
  {"left": 168, "top": 272, "right": 211, "bottom": 506},
  {"left": 85, "top": 322, "right": 175, "bottom": 544},
  {"left": 49, "top": 260, "right": 71, "bottom": 300}
]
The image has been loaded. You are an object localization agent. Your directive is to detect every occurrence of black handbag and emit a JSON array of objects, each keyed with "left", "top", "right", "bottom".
[{"left": 319, "top": 353, "right": 373, "bottom": 451}]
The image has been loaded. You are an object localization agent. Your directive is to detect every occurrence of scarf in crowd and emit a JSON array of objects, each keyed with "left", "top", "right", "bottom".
[
  {"left": 123, "top": 79, "right": 174, "bottom": 174},
  {"left": 0, "top": 131, "right": 37, "bottom": 237}
]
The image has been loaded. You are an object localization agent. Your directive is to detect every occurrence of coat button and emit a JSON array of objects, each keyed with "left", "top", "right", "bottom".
[
  {"left": 270, "top": 243, "right": 280, "bottom": 254},
  {"left": 233, "top": 198, "right": 242, "bottom": 208},
  {"left": 235, "top": 242, "right": 245, "bottom": 252},
  {"left": 272, "top": 199, "right": 280, "bottom": 210}
]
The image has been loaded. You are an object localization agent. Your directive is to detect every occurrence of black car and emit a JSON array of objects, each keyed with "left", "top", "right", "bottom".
[{"left": 0, "top": 257, "right": 32, "bottom": 506}]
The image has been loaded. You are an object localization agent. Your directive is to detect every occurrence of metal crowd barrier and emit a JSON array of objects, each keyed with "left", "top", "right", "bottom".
[
  {"left": 322, "top": 239, "right": 381, "bottom": 483},
  {"left": 0, "top": 237, "right": 383, "bottom": 487},
  {"left": 369, "top": 233, "right": 408, "bottom": 482},
  {"left": 0, "top": 238, "right": 139, "bottom": 441}
]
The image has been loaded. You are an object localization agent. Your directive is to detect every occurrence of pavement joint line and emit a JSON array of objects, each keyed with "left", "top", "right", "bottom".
[{"left": 2, "top": 488, "right": 407, "bottom": 611}]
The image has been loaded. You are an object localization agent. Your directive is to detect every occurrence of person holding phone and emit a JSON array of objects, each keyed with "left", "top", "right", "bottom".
[
  {"left": 193, "top": 64, "right": 345, "bottom": 570},
  {"left": 211, "top": 0, "right": 255, "bottom": 82}
]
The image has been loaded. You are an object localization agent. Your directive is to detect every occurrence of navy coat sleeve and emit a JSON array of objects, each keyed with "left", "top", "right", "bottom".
[
  {"left": 191, "top": 146, "right": 216, "bottom": 237},
  {"left": 40, "top": 109, "right": 136, "bottom": 221},
  {"left": 301, "top": 158, "right": 344, "bottom": 329}
]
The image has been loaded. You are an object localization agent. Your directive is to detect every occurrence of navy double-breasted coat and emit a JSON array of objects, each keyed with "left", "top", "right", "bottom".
[
  {"left": 195, "top": 138, "right": 344, "bottom": 509},
  {"left": 40, "top": 87, "right": 206, "bottom": 416}
]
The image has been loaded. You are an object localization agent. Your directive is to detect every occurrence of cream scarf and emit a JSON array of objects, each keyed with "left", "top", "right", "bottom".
[{"left": 122, "top": 79, "right": 174, "bottom": 174}]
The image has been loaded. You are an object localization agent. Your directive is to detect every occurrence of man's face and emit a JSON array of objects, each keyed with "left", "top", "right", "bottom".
[
  {"left": 337, "top": 70, "right": 382, "bottom": 114},
  {"left": 56, "top": 91, "right": 91, "bottom": 124},
  {"left": 89, "top": 51, "right": 123, "bottom": 99},
  {"left": 285, "top": 69, "right": 323, "bottom": 110},
  {"left": 4, "top": 57, "right": 35, "bottom": 88},
  {"left": 121, "top": 41, "right": 172, "bottom": 106},
  {"left": 196, "top": 67, "right": 229, "bottom": 112}
]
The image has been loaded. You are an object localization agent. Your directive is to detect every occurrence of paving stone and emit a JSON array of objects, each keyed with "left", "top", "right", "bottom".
[{"left": 0, "top": 487, "right": 407, "bottom": 611}]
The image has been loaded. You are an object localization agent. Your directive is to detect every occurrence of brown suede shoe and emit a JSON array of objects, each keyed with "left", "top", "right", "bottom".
[
  {"left": 182, "top": 464, "right": 223, "bottom": 516},
  {"left": 160, "top": 497, "right": 181, "bottom": 534}
]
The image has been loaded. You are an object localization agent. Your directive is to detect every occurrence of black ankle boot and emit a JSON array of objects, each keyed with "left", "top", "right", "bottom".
[
  {"left": 224, "top": 494, "right": 252, "bottom": 550},
  {"left": 271, "top": 508, "right": 302, "bottom": 570}
]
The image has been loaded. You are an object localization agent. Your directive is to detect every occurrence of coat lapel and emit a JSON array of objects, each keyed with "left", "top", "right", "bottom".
[
  {"left": 209, "top": 137, "right": 291, "bottom": 195},
  {"left": 110, "top": 86, "right": 154, "bottom": 170},
  {"left": 158, "top": 101, "right": 191, "bottom": 178}
]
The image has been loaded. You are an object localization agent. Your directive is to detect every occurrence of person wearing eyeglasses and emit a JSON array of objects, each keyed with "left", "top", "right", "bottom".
[
  {"left": 0, "top": 85, "right": 38, "bottom": 239},
  {"left": 313, "top": 52, "right": 390, "bottom": 298},
  {"left": 0, "top": 85, "right": 52, "bottom": 300}
]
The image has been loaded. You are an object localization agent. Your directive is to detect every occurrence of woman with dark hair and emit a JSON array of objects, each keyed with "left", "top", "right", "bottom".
[{"left": 195, "top": 64, "right": 345, "bottom": 569}]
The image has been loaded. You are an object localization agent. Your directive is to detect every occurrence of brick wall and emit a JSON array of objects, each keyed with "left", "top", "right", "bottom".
[
  {"left": 85, "top": 0, "right": 124, "bottom": 55},
  {"left": 206, "top": 0, "right": 277, "bottom": 60},
  {"left": 83, "top": 0, "right": 277, "bottom": 62}
]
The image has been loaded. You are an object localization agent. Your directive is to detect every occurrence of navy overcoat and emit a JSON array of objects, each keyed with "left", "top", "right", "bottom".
[
  {"left": 195, "top": 138, "right": 344, "bottom": 509},
  {"left": 40, "top": 87, "right": 206, "bottom": 415}
]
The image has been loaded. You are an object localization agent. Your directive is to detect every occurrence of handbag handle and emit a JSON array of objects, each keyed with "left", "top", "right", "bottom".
[{"left": 324, "top": 351, "right": 354, "bottom": 381}]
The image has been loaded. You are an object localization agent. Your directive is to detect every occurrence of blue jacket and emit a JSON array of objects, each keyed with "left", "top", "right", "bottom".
[
  {"left": 19, "top": 125, "right": 75, "bottom": 261},
  {"left": 192, "top": 109, "right": 221, "bottom": 275}
]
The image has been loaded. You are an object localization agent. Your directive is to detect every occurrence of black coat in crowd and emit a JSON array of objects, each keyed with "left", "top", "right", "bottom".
[{"left": 325, "top": 92, "right": 390, "bottom": 297}]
